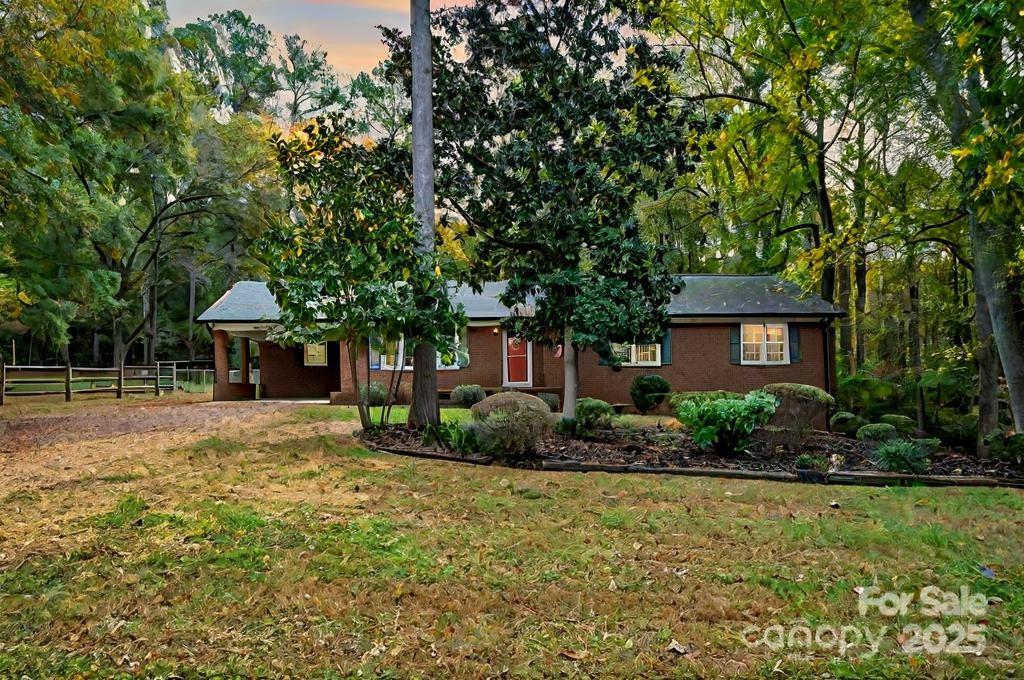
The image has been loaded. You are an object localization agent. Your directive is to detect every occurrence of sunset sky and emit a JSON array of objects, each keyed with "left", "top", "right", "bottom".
[{"left": 164, "top": 0, "right": 462, "bottom": 78}]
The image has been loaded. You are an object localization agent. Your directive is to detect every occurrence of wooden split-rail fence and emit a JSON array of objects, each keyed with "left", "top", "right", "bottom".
[{"left": 0, "top": 361, "right": 180, "bottom": 406}]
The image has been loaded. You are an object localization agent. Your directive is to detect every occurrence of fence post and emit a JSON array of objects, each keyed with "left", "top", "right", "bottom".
[
  {"left": 117, "top": 363, "right": 124, "bottom": 399},
  {"left": 65, "top": 363, "right": 72, "bottom": 402},
  {"left": 172, "top": 361, "right": 177, "bottom": 393},
  {"left": 154, "top": 363, "right": 161, "bottom": 397},
  {"left": 0, "top": 357, "right": 5, "bottom": 407}
]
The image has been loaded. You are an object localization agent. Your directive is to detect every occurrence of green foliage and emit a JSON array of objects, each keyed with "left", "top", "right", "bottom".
[
  {"left": 675, "top": 390, "right": 778, "bottom": 455},
  {"left": 880, "top": 414, "right": 916, "bottom": 436},
  {"left": 575, "top": 398, "right": 615, "bottom": 434},
  {"left": 837, "top": 373, "right": 900, "bottom": 417},
  {"left": 983, "top": 429, "right": 1024, "bottom": 463},
  {"left": 830, "top": 411, "right": 868, "bottom": 436},
  {"left": 668, "top": 391, "right": 743, "bottom": 409},
  {"left": 536, "top": 392, "right": 561, "bottom": 413},
  {"left": 471, "top": 392, "right": 551, "bottom": 420},
  {"left": 630, "top": 375, "right": 671, "bottom": 414},
  {"left": 360, "top": 381, "right": 388, "bottom": 408},
  {"left": 471, "top": 411, "right": 551, "bottom": 457},
  {"left": 388, "top": 1, "right": 692, "bottom": 388},
  {"left": 794, "top": 454, "right": 828, "bottom": 472},
  {"left": 763, "top": 383, "right": 835, "bottom": 407},
  {"left": 911, "top": 438, "right": 943, "bottom": 455},
  {"left": 422, "top": 422, "right": 480, "bottom": 455},
  {"left": 554, "top": 418, "right": 576, "bottom": 437},
  {"left": 451, "top": 384, "right": 487, "bottom": 409},
  {"left": 856, "top": 423, "right": 898, "bottom": 443},
  {"left": 872, "top": 441, "right": 930, "bottom": 475}
]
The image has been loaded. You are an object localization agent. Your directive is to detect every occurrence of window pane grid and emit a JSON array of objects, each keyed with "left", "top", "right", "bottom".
[{"left": 741, "top": 324, "right": 788, "bottom": 365}]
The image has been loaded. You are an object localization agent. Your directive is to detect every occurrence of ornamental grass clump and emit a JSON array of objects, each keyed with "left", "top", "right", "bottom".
[
  {"left": 872, "top": 440, "right": 930, "bottom": 474},
  {"left": 675, "top": 390, "right": 778, "bottom": 455}
]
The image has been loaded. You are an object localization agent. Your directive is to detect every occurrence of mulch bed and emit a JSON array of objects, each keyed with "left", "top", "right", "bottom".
[{"left": 358, "top": 425, "right": 1024, "bottom": 485}]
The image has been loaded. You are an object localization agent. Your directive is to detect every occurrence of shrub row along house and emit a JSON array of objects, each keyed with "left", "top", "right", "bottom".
[{"left": 197, "top": 275, "right": 844, "bottom": 409}]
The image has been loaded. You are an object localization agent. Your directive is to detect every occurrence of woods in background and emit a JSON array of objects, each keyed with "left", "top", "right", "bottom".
[{"left": 1, "top": 0, "right": 1021, "bottom": 452}]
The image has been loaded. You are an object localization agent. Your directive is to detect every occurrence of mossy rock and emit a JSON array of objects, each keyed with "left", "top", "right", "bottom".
[
  {"left": 856, "top": 422, "right": 898, "bottom": 442},
  {"left": 471, "top": 391, "right": 551, "bottom": 420},
  {"left": 830, "top": 411, "right": 868, "bottom": 436},
  {"left": 763, "top": 383, "right": 836, "bottom": 407},
  {"left": 879, "top": 414, "right": 916, "bottom": 435}
]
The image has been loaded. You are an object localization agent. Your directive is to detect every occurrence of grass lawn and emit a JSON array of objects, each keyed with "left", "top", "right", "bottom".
[{"left": 0, "top": 396, "right": 1021, "bottom": 678}]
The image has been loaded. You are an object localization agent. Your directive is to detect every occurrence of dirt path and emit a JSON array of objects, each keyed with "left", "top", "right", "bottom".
[{"left": 0, "top": 397, "right": 308, "bottom": 454}]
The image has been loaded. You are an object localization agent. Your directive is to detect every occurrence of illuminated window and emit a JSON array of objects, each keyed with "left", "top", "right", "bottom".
[
  {"left": 303, "top": 343, "right": 328, "bottom": 366},
  {"left": 610, "top": 342, "right": 661, "bottom": 367},
  {"left": 740, "top": 324, "right": 789, "bottom": 365}
]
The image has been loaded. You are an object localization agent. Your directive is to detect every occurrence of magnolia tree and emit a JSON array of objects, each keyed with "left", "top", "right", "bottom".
[
  {"left": 384, "top": 0, "right": 694, "bottom": 421},
  {"left": 259, "top": 113, "right": 463, "bottom": 428}
]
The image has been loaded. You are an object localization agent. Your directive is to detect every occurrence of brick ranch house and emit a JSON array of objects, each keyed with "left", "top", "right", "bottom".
[{"left": 197, "top": 275, "right": 844, "bottom": 409}]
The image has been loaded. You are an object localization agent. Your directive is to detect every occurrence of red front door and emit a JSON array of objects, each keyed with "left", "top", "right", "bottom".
[{"left": 505, "top": 335, "right": 530, "bottom": 385}]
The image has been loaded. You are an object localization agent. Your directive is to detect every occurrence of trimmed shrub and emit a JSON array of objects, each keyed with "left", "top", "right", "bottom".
[
  {"left": 630, "top": 375, "right": 671, "bottom": 414},
  {"left": 469, "top": 391, "right": 553, "bottom": 457},
  {"left": 576, "top": 398, "right": 615, "bottom": 434},
  {"left": 872, "top": 440, "right": 930, "bottom": 474},
  {"left": 880, "top": 414, "right": 916, "bottom": 436},
  {"left": 763, "top": 383, "right": 836, "bottom": 451},
  {"left": 471, "top": 391, "right": 551, "bottom": 419},
  {"left": 451, "top": 384, "right": 487, "bottom": 408},
  {"left": 471, "top": 410, "right": 551, "bottom": 457},
  {"left": 669, "top": 390, "right": 743, "bottom": 410},
  {"left": 856, "top": 423, "right": 898, "bottom": 443},
  {"left": 536, "top": 392, "right": 561, "bottom": 412},
  {"left": 359, "top": 381, "right": 388, "bottom": 407},
  {"left": 763, "top": 383, "right": 836, "bottom": 407},
  {"left": 675, "top": 390, "right": 778, "bottom": 455},
  {"left": 830, "top": 411, "right": 867, "bottom": 436}
]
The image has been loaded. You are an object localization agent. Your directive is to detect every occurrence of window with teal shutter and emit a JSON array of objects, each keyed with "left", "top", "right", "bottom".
[
  {"left": 730, "top": 326, "right": 741, "bottom": 364},
  {"left": 661, "top": 330, "right": 672, "bottom": 365},
  {"left": 789, "top": 325, "right": 801, "bottom": 362}
]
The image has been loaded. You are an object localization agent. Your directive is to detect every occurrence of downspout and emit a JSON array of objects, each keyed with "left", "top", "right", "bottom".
[{"left": 821, "top": 317, "right": 834, "bottom": 432}]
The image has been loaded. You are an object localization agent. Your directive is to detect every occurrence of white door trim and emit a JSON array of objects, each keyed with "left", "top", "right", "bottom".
[{"left": 501, "top": 331, "right": 533, "bottom": 387}]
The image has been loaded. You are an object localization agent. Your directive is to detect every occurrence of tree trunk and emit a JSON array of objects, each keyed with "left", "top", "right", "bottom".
[
  {"left": 112, "top": 321, "right": 125, "bottom": 368},
  {"left": 838, "top": 258, "right": 853, "bottom": 375},
  {"left": 971, "top": 234, "right": 1000, "bottom": 457},
  {"left": 348, "top": 339, "right": 371, "bottom": 428},
  {"left": 562, "top": 329, "right": 578, "bottom": 422},
  {"left": 408, "top": 0, "right": 440, "bottom": 428},
  {"left": 855, "top": 248, "right": 867, "bottom": 368},
  {"left": 971, "top": 214, "right": 1024, "bottom": 432},
  {"left": 908, "top": 256, "right": 925, "bottom": 434},
  {"left": 188, "top": 265, "right": 196, "bottom": 361},
  {"left": 92, "top": 329, "right": 101, "bottom": 366}
]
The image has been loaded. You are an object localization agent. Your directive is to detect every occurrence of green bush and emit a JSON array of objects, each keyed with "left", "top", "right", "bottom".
[
  {"left": 763, "top": 383, "right": 835, "bottom": 451},
  {"left": 837, "top": 372, "right": 900, "bottom": 416},
  {"left": 935, "top": 408, "right": 978, "bottom": 447},
  {"left": 794, "top": 454, "right": 829, "bottom": 472},
  {"left": 880, "top": 414, "right": 916, "bottom": 435},
  {"left": 872, "top": 440, "right": 930, "bottom": 474},
  {"left": 575, "top": 397, "right": 615, "bottom": 434},
  {"left": 471, "top": 391, "right": 551, "bottom": 419},
  {"left": 451, "top": 384, "right": 487, "bottom": 408},
  {"left": 675, "top": 390, "right": 778, "bottom": 455},
  {"left": 469, "top": 391, "right": 553, "bottom": 457},
  {"left": 984, "top": 429, "right": 1024, "bottom": 462},
  {"left": 536, "top": 392, "right": 561, "bottom": 412},
  {"left": 422, "top": 422, "right": 480, "bottom": 454},
  {"left": 359, "top": 381, "right": 388, "bottom": 407},
  {"left": 830, "top": 411, "right": 867, "bottom": 436},
  {"left": 554, "top": 418, "right": 575, "bottom": 436},
  {"left": 763, "top": 383, "right": 835, "bottom": 407},
  {"left": 669, "top": 390, "right": 743, "bottom": 410},
  {"left": 911, "top": 437, "right": 943, "bottom": 455},
  {"left": 856, "top": 422, "right": 898, "bottom": 443},
  {"left": 630, "top": 375, "right": 671, "bottom": 414},
  {"left": 471, "top": 410, "right": 551, "bottom": 457}
]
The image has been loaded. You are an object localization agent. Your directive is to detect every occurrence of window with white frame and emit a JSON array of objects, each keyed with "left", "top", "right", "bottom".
[
  {"left": 372, "top": 329, "right": 469, "bottom": 371},
  {"left": 303, "top": 343, "right": 328, "bottom": 366},
  {"left": 741, "top": 323, "right": 789, "bottom": 365},
  {"left": 610, "top": 342, "right": 662, "bottom": 367}
]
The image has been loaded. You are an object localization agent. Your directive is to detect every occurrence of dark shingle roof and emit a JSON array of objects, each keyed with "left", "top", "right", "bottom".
[
  {"left": 667, "top": 275, "right": 844, "bottom": 317},
  {"left": 198, "top": 275, "right": 842, "bottom": 324}
]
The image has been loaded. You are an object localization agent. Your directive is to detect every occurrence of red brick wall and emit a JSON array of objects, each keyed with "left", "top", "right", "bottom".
[
  {"left": 218, "top": 322, "right": 832, "bottom": 408},
  {"left": 212, "top": 330, "right": 255, "bottom": 401},
  {"left": 257, "top": 341, "right": 341, "bottom": 399},
  {"left": 576, "top": 323, "right": 829, "bottom": 406}
]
